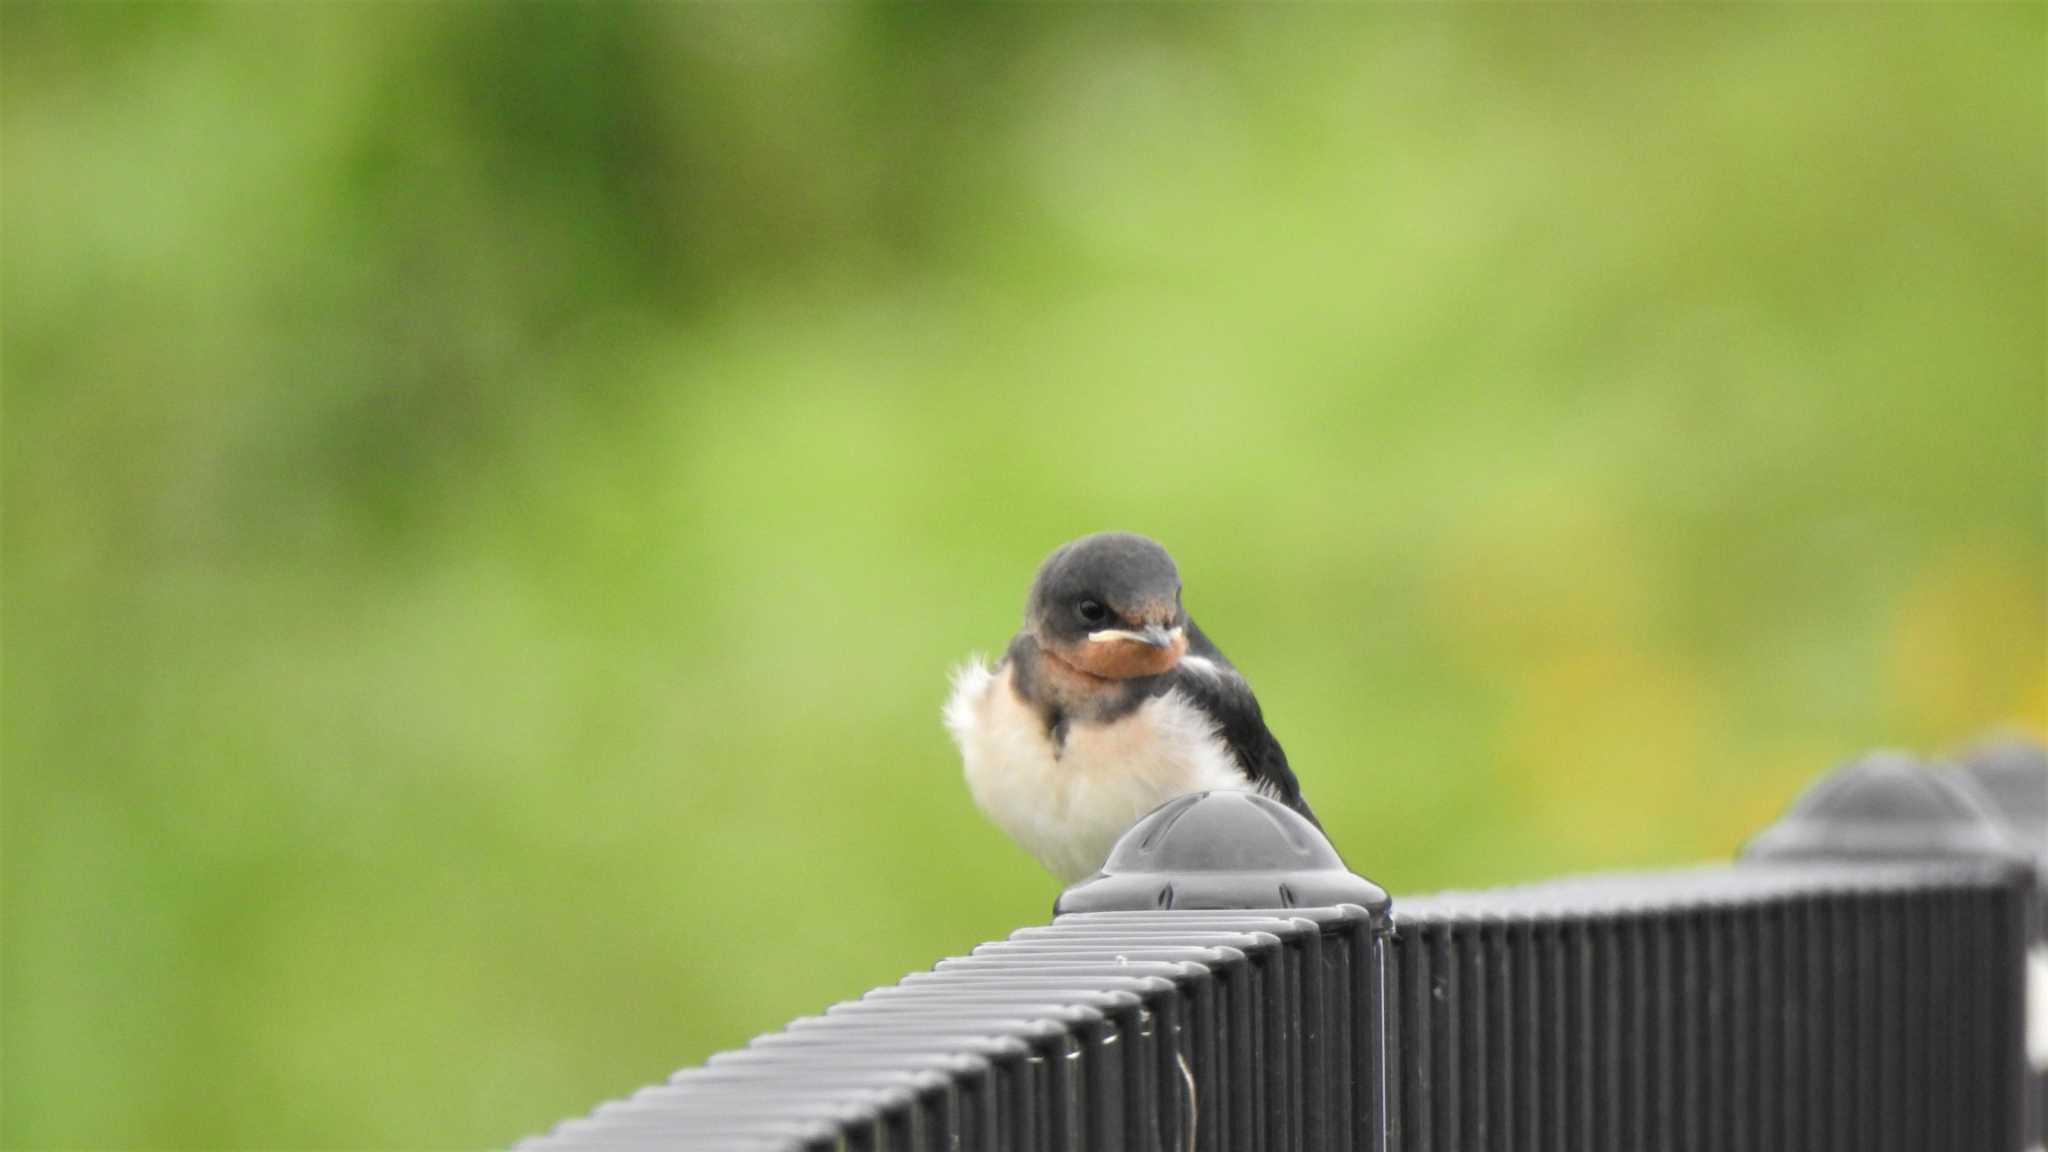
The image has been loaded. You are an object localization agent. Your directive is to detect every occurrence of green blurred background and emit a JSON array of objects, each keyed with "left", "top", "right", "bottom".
[{"left": 3, "top": 4, "right": 2042, "bottom": 1148}]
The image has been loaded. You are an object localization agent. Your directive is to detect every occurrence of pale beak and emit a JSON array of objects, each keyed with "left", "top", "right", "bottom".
[{"left": 1088, "top": 624, "right": 1183, "bottom": 649}]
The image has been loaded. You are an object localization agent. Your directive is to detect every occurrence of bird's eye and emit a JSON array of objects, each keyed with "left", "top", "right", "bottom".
[{"left": 1076, "top": 600, "right": 1108, "bottom": 626}]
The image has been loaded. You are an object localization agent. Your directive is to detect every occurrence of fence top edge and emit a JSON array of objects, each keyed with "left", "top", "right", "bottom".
[{"left": 1389, "top": 857, "right": 2027, "bottom": 925}]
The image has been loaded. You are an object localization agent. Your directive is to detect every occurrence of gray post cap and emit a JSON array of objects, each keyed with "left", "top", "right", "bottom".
[
  {"left": 1054, "top": 790, "right": 1390, "bottom": 914},
  {"left": 1952, "top": 737, "right": 2048, "bottom": 857},
  {"left": 1743, "top": 749, "right": 2020, "bottom": 861}
]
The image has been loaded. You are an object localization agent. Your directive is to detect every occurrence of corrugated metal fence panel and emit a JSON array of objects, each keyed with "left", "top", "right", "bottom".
[
  {"left": 517, "top": 861, "right": 2028, "bottom": 1152},
  {"left": 516, "top": 903, "right": 1387, "bottom": 1152},
  {"left": 1385, "top": 861, "right": 2031, "bottom": 1152},
  {"left": 1953, "top": 742, "right": 2048, "bottom": 1152}
]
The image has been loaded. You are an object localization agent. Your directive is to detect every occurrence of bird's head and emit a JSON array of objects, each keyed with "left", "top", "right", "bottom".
[{"left": 1025, "top": 532, "right": 1189, "bottom": 680}]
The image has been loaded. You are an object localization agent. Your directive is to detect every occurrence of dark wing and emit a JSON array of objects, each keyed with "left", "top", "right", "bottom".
[{"left": 1168, "top": 619, "right": 1320, "bottom": 828}]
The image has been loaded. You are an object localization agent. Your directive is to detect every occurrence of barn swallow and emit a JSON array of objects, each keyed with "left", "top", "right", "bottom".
[{"left": 945, "top": 532, "right": 1318, "bottom": 884}]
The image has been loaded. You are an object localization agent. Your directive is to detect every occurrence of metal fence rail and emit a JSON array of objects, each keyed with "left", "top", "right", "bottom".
[
  {"left": 516, "top": 745, "right": 2044, "bottom": 1152},
  {"left": 1386, "top": 862, "right": 2030, "bottom": 1152}
]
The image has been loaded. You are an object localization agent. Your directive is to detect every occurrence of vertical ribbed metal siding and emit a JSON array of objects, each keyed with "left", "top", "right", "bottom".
[
  {"left": 517, "top": 903, "right": 1387, "bottom": 1152},
  {"left": 1953, "top": 743, "right": 2048, "bottom": 1152},
  {"left": 516, "top": 861, "right": 2028, "bottom": 1152},
  {"left": 1383, "top": 862, "right": 2030, "bottom": 1152}
]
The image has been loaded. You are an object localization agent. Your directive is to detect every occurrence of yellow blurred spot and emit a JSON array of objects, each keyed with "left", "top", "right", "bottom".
[
  {"left": 1888, "top": 546, "right": 2047, "bottom": 746},
  {"left": 2013, "top": 669, "right": 2048, "bottom": 743},
  {"left": 1430, "top": 485, "right": 1739, "bottom": 864},
  {"left": 1500, "top": 642, "right": 1715, "bottom": 863}
]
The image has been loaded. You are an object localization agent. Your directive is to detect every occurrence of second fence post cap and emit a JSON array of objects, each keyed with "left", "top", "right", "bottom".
[
  {"left": 1954, "top": 738, "right": 2048, "bottom": 857},
  {"left": 1054, "top": 789, "right": 1389, "bottom": 914},
  {"left": 1743, "top": 749, "right": 2020, "bottom": 861}
]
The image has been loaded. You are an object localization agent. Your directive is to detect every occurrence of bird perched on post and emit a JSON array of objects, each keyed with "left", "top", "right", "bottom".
[{"left": 945, "top": 532, "right": 1317, "bottom": 884}]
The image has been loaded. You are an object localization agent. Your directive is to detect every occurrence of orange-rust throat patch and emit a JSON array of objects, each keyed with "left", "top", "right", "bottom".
[{"left": 1064, "top": 632, "right": 1188, "bottom": 680}]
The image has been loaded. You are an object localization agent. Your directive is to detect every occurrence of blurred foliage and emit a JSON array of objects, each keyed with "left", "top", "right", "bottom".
[{"left": 2, "top": 4, "right": 2042, "bottom": 1148}]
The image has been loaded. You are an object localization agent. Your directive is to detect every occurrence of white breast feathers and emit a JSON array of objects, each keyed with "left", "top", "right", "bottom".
[{"left": 944, "top": 656, "right": 1250, "bottom": 885}]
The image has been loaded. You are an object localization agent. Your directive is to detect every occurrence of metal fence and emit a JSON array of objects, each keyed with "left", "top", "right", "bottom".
[
  {"left": 516, "top": 742, "right": 2045, "bottom": 1152},
  {"left": 1385, "top": 862, "right": 2029, "bottom": 1152}
]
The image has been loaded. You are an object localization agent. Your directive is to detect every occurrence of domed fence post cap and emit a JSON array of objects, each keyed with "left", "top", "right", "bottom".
[
  {"left": 1952, "top": 737, "right": 2048, "bottom": 858},
  {"left": 1742, "top": 749, "right": 2020, "bottom": 861},
  {"left": 1054, "top": 789, "right": 1389, "bottom": 914}
]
